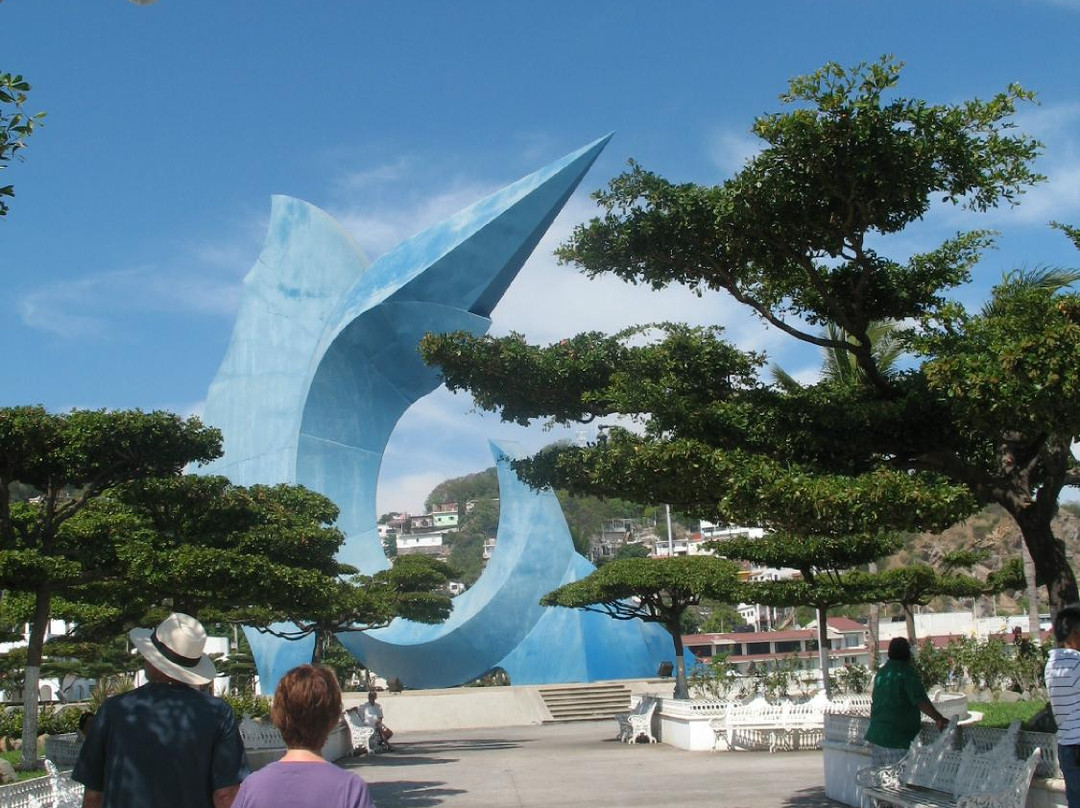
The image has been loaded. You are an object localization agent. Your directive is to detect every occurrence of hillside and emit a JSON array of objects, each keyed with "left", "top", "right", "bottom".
[
  {"left": 885, "top": 503, "right": 1080, "bottom": 614},
  {"left": 417, "top": 468, "right": 1080, "bottom": 611}
]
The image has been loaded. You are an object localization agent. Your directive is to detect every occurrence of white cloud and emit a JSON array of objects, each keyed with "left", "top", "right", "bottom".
[
  {"left": 376, "top": 469, "right": 448, "bottom": 516},
  {"left": 336, "top": 156, "right": 415, "bottom": 193},
  {"left": 175, "top": 399, "right": 206, "bottom": 419},
  {"left": 706, "top": 127, "right": 761, "bottom": 177},
  {"left": 331, "top": 182, "right": 499, "bottom": 259},
  {"left": 17, "top": 264, "right": 243, "bottom": 338},
  {"left": 17, "top": 206, "right": 267, "bottom": 340}
]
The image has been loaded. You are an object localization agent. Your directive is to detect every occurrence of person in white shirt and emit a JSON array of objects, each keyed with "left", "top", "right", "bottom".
[
  {"left": 361, "top": 690, "right": 394, "bottom": 751},
  {"left": 1046, "top": 605, "right": 1080, "bottom": 808}
]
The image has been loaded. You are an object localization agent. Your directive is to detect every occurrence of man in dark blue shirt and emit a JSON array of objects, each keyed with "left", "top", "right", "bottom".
[{"left": 74, "top": 613, "right": 249, "bottom": 808}]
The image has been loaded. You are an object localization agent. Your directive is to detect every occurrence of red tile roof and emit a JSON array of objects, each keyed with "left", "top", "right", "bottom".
[{"left": 826, "top": 616, "right": 866, "bottom": 631}]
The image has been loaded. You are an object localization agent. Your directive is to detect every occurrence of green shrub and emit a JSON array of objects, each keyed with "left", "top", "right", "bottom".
[
  {"left": 37, "top": 706, "right": 80, "bottom": 735},
  {"left": 912, "top": 640, "right": 952, "bottom": 689},
  {"left": 221, "top": 692, "right": 271, "bottom": 720},
  {"left": 0, "top": 705, "right": 80, "bottom": 739},
  {"left": 689, "top": 653, "right": 741, "bottom": 700},
  {"left": 832, "top": 663, "right": 870, "bottom": 695}
]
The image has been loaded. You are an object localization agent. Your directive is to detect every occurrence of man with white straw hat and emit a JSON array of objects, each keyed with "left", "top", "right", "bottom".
[{"left": 74, "top": 613, "right": 249, "bottom": 808}]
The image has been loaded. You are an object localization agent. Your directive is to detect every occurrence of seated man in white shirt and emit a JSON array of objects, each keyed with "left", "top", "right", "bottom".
[{"left": 361, "top": 690, "right": 394, "bottom": 751}]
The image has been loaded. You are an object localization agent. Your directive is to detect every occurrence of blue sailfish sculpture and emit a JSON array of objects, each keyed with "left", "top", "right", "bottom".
[{"left": 200, "top": 137, "right": 674, "bottom": 691}]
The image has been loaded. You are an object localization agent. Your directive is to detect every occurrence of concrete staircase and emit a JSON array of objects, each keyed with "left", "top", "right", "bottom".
[{"left": 537, "top": 682, "right": 632, "bottom": 722}]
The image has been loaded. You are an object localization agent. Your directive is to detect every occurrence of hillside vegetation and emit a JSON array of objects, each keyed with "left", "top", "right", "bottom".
[{"left": 420, "top": 468, "right": 1079, "bottom": 610}]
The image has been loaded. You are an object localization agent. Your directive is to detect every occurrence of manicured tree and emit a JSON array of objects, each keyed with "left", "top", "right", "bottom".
[
  {"left": 80, "top": 475, "right": 454, "bottom": 664},
  {"left": 0, "top": 406, "right": 221, "bottom": 769},
  {"left": 718, "top": 532, "right": 902, "bottom": 698},
  {"left": 541, "top": 555, "right": 743, "bottom": 699},
  {"left": 421, "top": 58, "right": 1079, "bottom": 613},
  {"left": 865, "top": 553, "right": 1026, "bottom": 642}
]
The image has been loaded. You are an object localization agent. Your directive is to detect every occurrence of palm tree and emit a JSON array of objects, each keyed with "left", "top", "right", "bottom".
[{"left": 771, "top": 320, "right": 902, "bottom": 391}]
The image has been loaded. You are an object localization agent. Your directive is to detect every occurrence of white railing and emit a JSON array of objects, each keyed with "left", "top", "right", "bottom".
[{"left": 0, "top": 760, "right": 83, "bottom": 808}]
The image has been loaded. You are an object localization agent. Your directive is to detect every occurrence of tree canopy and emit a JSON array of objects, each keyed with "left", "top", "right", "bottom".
[
  {"left": 421, "top": 56, "right": 1079, "bottom": 613},
  {"left": 542, "top": 555, "right": 742, "bottom": 698},
  {"left": 0, "top": 406, "right": 454, "bottom": 769},
  {"left": 0, "top": 406, "right": 221, "bottom": 769}
]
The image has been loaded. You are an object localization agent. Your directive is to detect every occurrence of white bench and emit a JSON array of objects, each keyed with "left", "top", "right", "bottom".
[
  {"left": 710, "top": 697, "right": 831, "bottom": 752},
  {"left": 343, "top": 707, "right": 382, "bottom": 754},
  {"left": 238, "top": 715, "right": 285, "bottom": 750},
  {"left": 614, "top": 696, "right": 657, "bottom": 744},
  {"left": 856, "top": 719, "right": 1041, "bottom": 808}
]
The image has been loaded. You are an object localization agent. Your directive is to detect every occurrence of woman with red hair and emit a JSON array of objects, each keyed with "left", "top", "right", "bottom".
[{"left": 233, "top": 665, "right": 374, "bottom": 808}]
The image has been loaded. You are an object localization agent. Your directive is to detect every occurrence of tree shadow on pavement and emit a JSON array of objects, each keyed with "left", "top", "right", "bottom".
[
  {"left": 340, "top": 737, "right": 527, "bottom": 769},
  {"left": 781, "top": 786, "right": 836, "bottom": 808},
  {"left": 367, "top": 779, "right": 466, "bottom": 808}
]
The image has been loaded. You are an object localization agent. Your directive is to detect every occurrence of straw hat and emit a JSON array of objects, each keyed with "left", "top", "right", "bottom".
[{"left": 129, "top": 613, "right": 217, "bottom": 686}]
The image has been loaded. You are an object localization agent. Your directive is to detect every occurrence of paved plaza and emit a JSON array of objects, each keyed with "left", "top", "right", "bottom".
[{"left": 340, "top": 720, "right": 834, "bottom": 808}]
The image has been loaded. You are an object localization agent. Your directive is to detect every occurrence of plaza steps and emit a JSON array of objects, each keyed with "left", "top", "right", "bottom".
[{"left": 537, "top": 683, "right": 632, "bottom": 722}]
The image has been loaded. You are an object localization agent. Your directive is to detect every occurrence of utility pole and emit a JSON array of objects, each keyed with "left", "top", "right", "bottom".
[{"left": 665, "top": 504, "right": 674, "bottom": 558}]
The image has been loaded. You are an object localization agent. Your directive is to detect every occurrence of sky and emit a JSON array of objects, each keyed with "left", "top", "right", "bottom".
[{"left": 2, "top": 1, "right": 1080, "bottom": 516}]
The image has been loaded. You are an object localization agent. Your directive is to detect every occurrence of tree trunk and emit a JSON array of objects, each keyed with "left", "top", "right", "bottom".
[
  {"left": 670, "top": 626, "right": 688, "bottom": 700},
  {"left": 867, "top": 562, "right": 880, "bottom": 672},
  {"left": 816, "top": 607, "right": 831, "bottom": 699},
  {"left": 1011, "top": 502, "right": 1079, "bottom": 613},
  {"left": 904, "top": 604, "right": 916, "bottom": 644},
  {"left": 18, "top": 586, "right": 50, "bottom": 771},
  {"left": 1022, "top": 543, "right": 1041, "bottom": 644}
]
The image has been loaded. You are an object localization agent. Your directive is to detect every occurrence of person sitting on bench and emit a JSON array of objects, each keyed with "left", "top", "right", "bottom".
[{"left": 361, "top": 690, "right": 394, "bottom": 751}]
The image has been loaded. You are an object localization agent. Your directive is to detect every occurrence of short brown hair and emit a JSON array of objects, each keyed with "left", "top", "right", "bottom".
[{"left": 272, "top": 664, "right": 343, "bottom": 750}]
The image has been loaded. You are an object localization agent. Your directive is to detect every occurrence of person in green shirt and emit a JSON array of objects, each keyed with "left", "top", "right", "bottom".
[{"left": 865, "top": 636, "right": 950, "bottom": 766}]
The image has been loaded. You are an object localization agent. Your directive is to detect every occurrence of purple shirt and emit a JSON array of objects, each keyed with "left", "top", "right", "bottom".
[{"left": 232, "top": 760, "right": 374, "bottom": 808}]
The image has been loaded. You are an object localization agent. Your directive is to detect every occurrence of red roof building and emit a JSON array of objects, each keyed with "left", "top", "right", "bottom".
[{"left": 684, "top": 618, "right": 870, "bottom": 675}]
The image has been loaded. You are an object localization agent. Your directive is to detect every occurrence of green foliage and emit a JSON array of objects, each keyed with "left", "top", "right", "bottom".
[
  {"left": 542, "top": 556, "right": 741, "bottom": 619},
  {"left": 0, "top": 706, "right": 80, "bottom": 740},
  {"left": 555, "top": 491, "right": 651, "bottom": 554},
  {"left": 425, "top": 468, "right": 498, "bottom": 513},
  {"left": 614, "top": 543, "right": 650, "bottom": 561},
  {"left": 447, "top": 497, "right": 499, "bottom": 585},
  {"left": 748, "top": 654, "right": 812, "bottom": 701},
  {"left": 698, "top": 601, "right": 745, "bottom": 633},
  {"left": 867, "top": 557, "right": 1025, "bottom": 621},
  {"left": 88, "top": 677, "right": 134, "bottom": 713},
  {"left": 0, "top": 749, "right": 51, "bottom": 782},
  {"left": 912, "top": 640, "right": 953, "bottom": 690},
  {"left": 221, "top": 692, "right": 271, "bottom": 720},
  {"left": 917, "top": 266, "right": 1080, "bottom": 437},
  {"left": 0, "top": 73, "right": 45, "bottom": 218},
  {"left": 0, "top": 406, "right": 223, "bottom": 769},
  {"left": 462, "top": 667, "right": 511, "bottom": 687},
  {"left": 831, "top": 663, "right": 870, "bottom": 695},
  {"left": 688, "top": 652, "right": 740, "bottom": 700},
  {"left": 418, "top": 56, "right": 1080, "bottom": 610},
  {"left": 543, "top": 555, "right": 742, "bottom": 698},
  {"left": 912, "top": 635, "right": 1049, "bottom": 695}
]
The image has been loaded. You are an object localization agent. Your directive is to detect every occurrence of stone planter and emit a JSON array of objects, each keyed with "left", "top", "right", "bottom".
[{"left": 652, "top": 697, "right": 731, "bottom": 751}]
